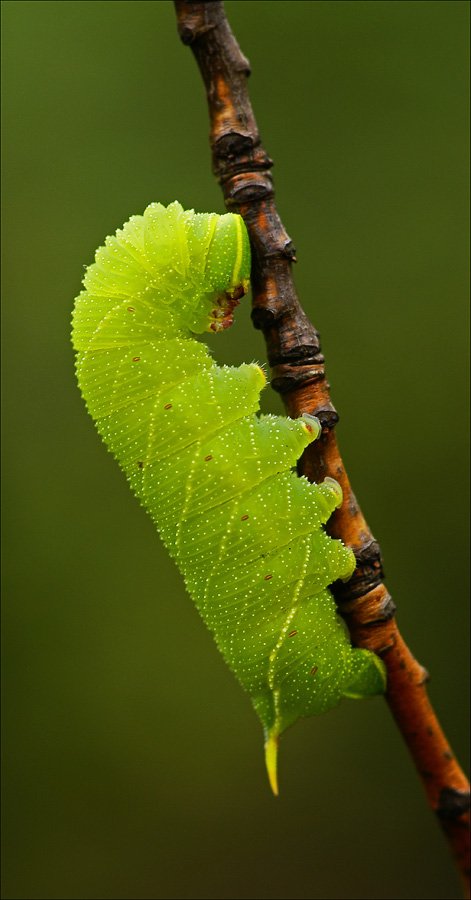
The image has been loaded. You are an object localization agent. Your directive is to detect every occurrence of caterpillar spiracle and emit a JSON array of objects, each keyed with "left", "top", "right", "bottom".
[{"left": 72, "top": 202, "right": 385, "bottom": 793}]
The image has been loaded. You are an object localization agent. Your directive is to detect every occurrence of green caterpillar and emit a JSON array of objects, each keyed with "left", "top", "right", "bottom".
[{"left": 72, "top": 201, "right": 385, "bottom": 793}]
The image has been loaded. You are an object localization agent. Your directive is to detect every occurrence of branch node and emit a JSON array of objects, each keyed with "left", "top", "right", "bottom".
[
  {"left": 226, "top": 174, "right": 274, "bottom": 204},
  {"left": 436, "top": 788, "right": 471, "bottom": 822},
  {"left": 177, "top": 20, "right": 216, "bottom": 45}
]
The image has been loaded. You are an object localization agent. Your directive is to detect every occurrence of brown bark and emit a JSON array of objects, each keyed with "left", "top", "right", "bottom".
[{"left": 174, "top": 1, "right": 470, "bottom": 891}]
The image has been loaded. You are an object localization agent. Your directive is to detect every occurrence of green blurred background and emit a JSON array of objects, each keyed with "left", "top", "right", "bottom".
[{"left": 2, "top": 1, "right": 469, "bottom": 898}]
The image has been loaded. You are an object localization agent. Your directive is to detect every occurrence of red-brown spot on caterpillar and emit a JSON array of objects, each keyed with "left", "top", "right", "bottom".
[
  {"left": 241, "top": 515, "right": 249, "bottom": 521},
  {"left": 127, "top": 307, "right": 135, "bottom": 313},
  {"left": 132, "top": 356, "right": 141, "bottom": 362},
  {"left": 288, "top": 630, "right": 298, "bottom": 638},
  {"left": 264, "top": 574, "right": 273, "bottom": 581},
  {"left": 305, "top": 423, "right": 313, "bottom": 433},
  {"left": 164, "top": 403, "right": 172, "bottom": 410},
  {"left": 310, "top": 665, "right": 318, "bottom": 676},
  {"left": 204, "top": 455, "right": 213, "bottom": 462}
]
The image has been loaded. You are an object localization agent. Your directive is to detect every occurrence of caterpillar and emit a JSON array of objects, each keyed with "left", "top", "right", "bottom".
[{"left": 71, "top": 201, "right": 385, "bottom": 793}]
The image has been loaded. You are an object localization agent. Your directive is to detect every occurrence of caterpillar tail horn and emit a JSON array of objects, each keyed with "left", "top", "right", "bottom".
[{"left": 264, "top": 732, "right": 279, "bottom": 797}]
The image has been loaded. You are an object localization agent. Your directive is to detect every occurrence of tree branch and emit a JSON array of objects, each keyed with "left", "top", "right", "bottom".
[{"left": 174, "top": 1, "right": 470, "bottom": 891}]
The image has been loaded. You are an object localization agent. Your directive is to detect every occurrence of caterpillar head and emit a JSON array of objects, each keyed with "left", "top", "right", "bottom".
[
  {"left": 81, "top": 202, "right": 251, "bottom": 339},
  {"left": 184, "top": 206, "right": 251, "bottom": 334}
]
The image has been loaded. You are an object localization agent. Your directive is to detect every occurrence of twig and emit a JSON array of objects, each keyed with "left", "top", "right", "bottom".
[{"left": 173, "top": 1, "right": 470, "bottom": 892}]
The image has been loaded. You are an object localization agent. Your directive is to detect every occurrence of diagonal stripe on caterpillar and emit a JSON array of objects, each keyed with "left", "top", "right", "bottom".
[{"left": 72, "top": 201, "right": 385, "bottom": 794}]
